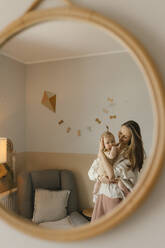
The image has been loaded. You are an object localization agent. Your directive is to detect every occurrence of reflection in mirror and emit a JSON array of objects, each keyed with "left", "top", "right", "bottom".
[{"left": 0, "top": 20, "right": 153, "bottom": 229}]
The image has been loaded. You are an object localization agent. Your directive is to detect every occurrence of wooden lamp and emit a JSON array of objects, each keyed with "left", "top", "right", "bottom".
[{"left": 0, "top": 138, "right": 14, "bottom": 192}]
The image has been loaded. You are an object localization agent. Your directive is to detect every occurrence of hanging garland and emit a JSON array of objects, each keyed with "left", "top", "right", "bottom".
[{"left": 41, "top": 91, "right": 117, "bottom": 136}]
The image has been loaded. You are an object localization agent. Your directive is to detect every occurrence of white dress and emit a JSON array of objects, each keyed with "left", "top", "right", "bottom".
[{"left": 88, "top": 152, "right": 138, "bottom": 203}]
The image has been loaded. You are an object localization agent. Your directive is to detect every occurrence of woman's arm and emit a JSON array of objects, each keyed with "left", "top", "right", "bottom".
[
  {"left": 115, "top": 159, "right": 138, "bottom": 194},
  {"left": 118, "top": 179, "right": 130, "bottom": 196},
  {"left": 98, "top": 138, "right": 115, "bottom": 180}
]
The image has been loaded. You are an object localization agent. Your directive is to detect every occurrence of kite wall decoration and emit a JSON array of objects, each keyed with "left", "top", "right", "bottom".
[{"left": 41, "top": 91, "right": 56, "bottom": 112}]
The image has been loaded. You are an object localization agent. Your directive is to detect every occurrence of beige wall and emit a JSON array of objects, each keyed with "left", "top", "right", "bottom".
[
  {"left": 0, "top": 1, "right": 165, "bottom": 248},
  {"left": 0, "top": 54, "right": 25, "bottom": 152},
  {"left": 25, "top": 52, "right": 153, "bottom": 156}
]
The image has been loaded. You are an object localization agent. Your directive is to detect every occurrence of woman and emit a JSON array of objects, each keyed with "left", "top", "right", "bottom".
[{"left": 88, "top": 120, "right": 145, "bottom": 222}]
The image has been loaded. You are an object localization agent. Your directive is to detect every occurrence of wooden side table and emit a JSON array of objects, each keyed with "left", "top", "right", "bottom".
[
  {"left": 0, "top": 187, "right": 18, "bottom": 213},
  {"left": 81, "top": 208, "right": 93, "bottom": 221}
]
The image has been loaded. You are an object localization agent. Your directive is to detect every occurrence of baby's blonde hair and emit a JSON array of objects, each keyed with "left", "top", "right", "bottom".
[{"left": 101, "top": 126, "right": 115, "bottom": 144}]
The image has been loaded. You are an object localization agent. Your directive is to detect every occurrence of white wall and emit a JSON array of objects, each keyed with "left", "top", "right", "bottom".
[
  {"left": 0, "top": 54, "right": 25, "bottom": 152},
  {"left": 25, "top": 52, "right": 153, "bottom": 155},
  {"left": 0, "top": 0, "right": 165, "bottom": 248}
]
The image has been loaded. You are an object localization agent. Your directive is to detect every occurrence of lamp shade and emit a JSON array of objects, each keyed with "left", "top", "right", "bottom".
[{"left": 0, "top": 138, "right": 7, "bottom": 164}]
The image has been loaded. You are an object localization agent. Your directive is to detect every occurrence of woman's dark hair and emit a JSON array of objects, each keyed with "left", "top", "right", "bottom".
[{"left": 122, "top": 120, "right": 145, "bottom": 172}]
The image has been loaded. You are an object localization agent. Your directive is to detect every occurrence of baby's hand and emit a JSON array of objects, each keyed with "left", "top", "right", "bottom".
[
  {"left": 116, "top": 142, "right": 126, "bottom": 153},
  {"left": 109, "top": 145, "right": 117, "bottom": 159},
  {"left": 112, "top": 142, "right": 119, "bottom": 147}
]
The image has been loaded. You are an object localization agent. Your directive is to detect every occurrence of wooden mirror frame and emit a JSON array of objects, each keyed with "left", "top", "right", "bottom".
[{"left": 0, "top": 0, "right": 165, "bottom": 242}]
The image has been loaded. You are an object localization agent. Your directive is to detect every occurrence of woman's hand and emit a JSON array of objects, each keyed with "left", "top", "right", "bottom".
[
  {"left": 98, "top": 176, "right": 119, "bottom": 184},
  {"left": 109, "top": 178, "right": 119, "bottom": 183},
  {"left": 98, "top": 175, "right": 110, "bottom": 184}
]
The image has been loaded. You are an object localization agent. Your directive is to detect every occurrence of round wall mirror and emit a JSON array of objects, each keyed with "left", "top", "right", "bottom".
[{"left": 0, "top": 0, "right": 164, "bottom": 242}]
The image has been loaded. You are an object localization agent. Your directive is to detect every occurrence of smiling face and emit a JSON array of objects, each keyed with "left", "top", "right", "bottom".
[{"left": 118, "top": 125, "right": 132, "bottom": 145}]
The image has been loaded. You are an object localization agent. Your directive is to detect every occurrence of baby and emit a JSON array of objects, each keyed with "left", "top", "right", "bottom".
[{"left": 93, "top": 127, "right": 118, "bottom": 195}]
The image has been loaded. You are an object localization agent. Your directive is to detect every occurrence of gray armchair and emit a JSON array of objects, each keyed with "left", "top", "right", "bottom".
[{"left": 17, "top": 169, "right": 88, "bottom": 226}]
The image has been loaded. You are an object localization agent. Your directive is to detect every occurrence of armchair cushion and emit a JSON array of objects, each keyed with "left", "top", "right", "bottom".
[{"left": 32, "top": 188, "right": 71, "bottom": 224}]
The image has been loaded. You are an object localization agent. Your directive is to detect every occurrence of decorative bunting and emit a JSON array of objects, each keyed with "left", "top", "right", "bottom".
[
  {"left": 109, "top": 115, "right": 117, "bottom": 119},
  {"left": 77, "top": 130, "right": 81, "bottom": 136},
  {"left": 58, "top": 120, "right": 64, "bottom": 125},
  {"left": 95, "top": 118, "right": 102, "bottom": 124},
  {"left": 42, "top": 92, "right": 117, "bottom": 137},
  {"left": 66, "top": 127, "right": 71, "bottom": 133},
  {"left": 107, "top": 97, "right": 114, "bottom": 103}
]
